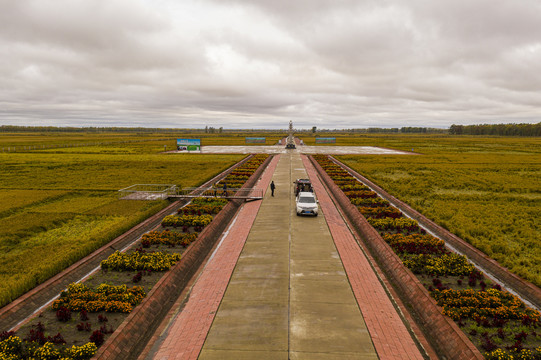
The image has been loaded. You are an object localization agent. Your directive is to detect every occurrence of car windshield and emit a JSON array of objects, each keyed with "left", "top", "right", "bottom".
[{"left": 299, "top": 197, "right": 316, "bottom": 204}]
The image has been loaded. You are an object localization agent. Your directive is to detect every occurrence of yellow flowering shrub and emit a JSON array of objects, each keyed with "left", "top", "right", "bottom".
[
  {"left": 33, "top": 342, "right": 61, "bottom": 360},
  {"left": 100, "top": 250, "right": 182, "bottom": 271},
  {"left": 64, "top": 343, "right": 97, "bottom": 360},
  {"left": 0, "top": 336, "right": 22, "bottom": 355},
  {"left": 51, "top": 283, "right": 145, "bottom": 313}
]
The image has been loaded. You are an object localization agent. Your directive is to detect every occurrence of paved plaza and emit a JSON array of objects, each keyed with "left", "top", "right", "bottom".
[
  {"left": 175, "top": 145, "right": 412, "bottom": 155},
  {"left": 147, "top": 152, "right": 423, "bottom": 360}
]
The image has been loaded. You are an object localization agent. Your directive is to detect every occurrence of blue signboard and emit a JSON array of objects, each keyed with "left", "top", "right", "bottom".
[
  {"left": 177, "top": 139, "right": 201, "bottom": 151},
  {"left": 315, "top": 137, "right": 336, "bottom": 144},
  {"left": 245, "top": 137, "right": 266, "bottom": 144}
]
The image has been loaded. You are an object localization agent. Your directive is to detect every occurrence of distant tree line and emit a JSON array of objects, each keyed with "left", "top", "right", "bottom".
[
  {"left": 0, "top": 125, "right": 196, "bottom": 133},
  {"left": 361, "top": 127, "right": 446, "bottom": 134},
  {"left": 204, "top": 126, "right": 223, "bottom": 134},
  {"left": 2, "top": 123, "right": 539, "bottom": 136},
  {"left": 449, "top": 123, "right": 541, "bottom": 136}
]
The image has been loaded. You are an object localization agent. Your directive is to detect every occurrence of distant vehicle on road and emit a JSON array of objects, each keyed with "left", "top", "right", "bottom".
[{"left": 296, "top": 191, "right": 318, "bottom": 216}]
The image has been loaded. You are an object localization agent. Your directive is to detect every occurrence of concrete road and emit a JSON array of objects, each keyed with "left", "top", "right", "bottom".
[
  {"left": 198, "top": 153, "right": 377, "bottom": 359},
  {"left": 148, "top": 152, "right": 424, "bottom": 360}
]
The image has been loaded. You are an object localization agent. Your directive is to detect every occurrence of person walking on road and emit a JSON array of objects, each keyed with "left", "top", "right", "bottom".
[{"left": 270, "top": 181, "right": 276, "bottom": 197}]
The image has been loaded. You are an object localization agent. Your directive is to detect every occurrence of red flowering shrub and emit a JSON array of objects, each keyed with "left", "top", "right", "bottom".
[
  {"left": 56, "top": 306, "right": 71, "bottom": 322},
  {"left": 89, "top": 330, "right": 104, "bottom": 347}
]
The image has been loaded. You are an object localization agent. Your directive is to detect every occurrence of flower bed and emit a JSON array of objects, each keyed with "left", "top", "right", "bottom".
[
  {"left": 161, "top": 214, "right": 213, "bottom": 228},
  {"left": 313, "top": 154, "right": 541, "bottom": 359},
  {"left": 52, "top": 284, "right": 145, "bottom": 314},
  {"left": 140, "top": 230, "right": 197, "bottom": 247},
  {"left": 0, "top": 333, "right": 97, "bottom": 360},
  {"left": 101, "top": 250, "right": 182, "bottom": 272}
]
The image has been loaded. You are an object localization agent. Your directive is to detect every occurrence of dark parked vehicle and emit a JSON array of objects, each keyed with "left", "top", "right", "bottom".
[{"left": 294, "top": 179, "right": 313, "bottom": 196}]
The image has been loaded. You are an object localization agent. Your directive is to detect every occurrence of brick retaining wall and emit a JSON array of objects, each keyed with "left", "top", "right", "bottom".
[
  {"left": 93, "top": 154, "right": 273, "bottom": 359},
  {"left": 331, "top": 156, "right": 541, "bottom": 310},
  {"left": 309, "top": 155, "right": 483, "bottom": 360}
]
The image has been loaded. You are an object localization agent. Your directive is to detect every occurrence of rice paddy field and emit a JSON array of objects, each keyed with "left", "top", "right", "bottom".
[
  {"left": 0, "top": 132, "right": 245, "bottom": 308},
  {"left": 323, "top": 134, "right": 540, "bottom": 287}
]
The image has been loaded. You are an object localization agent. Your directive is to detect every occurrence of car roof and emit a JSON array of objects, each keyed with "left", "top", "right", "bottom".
[
  {"left": 298, "top": 192, "right": 315, "bottom": 197},
  {"left": 296, "top": 179, "right": 311, "bottom": 184}
]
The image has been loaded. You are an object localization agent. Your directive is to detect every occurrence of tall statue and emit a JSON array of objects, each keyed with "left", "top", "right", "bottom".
[{"left": 286, "top": 120, "right": 296, "bottom": 149}]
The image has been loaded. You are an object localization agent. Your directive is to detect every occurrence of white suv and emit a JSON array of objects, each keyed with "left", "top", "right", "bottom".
[{"left": 296, "top": 192, "right": 319, "bottom": 216}]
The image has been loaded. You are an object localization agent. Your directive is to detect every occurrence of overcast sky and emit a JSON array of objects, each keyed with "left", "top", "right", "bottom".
[{"left": 1, "top": 0, "right": 540, "bottom": 129}]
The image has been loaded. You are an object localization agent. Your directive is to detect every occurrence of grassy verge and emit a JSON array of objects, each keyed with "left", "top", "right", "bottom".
[
  {"left": 0, "top": 145, "right": 244, "bottom": 308},
  {"left": 333, "top": 135, "right": 540, "bottom": 287}
]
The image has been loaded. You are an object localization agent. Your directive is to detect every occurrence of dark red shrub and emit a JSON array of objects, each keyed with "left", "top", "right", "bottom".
[
  {"left": 522, "top": 314, "right": 537, "bottom": 326},
  {"left": 49, "top": 332, "right": 66, "bottom": 344},
  {"left": 99, "top": 324, "right": 114, "bottom": 334},
  {"left": 90, "top": 330, "right": 105, "bottom": 347},
  {"left": 132, "top": 271, "right": 143, "bottom": 283},
  {"left": 507, "top": 340, "right": 523, "bottom": 352},
  {"left": 0, "top": 330, "right": 16, "bottom": 341},
  {"left": 25, "top": 322, "right": 46, "bottom": 344},
  {"left": 480, "top": 333, "right": 497, "bottom": 352},
  {"left": 479, "top": 281, "right": 487, "bottom": 291},
  {"left": 80, "top": 310, "right": 89, "bottom": 321},
  {"left": 56, "top": 306, "right": 71, "bottom": 322},
  {"left": 77, "top": 322, "right": 92, "bottom": 332},
  {"left": 98, "top": 314, "right": 108, "bottom": 323},
  {"left": 492, "top": 316, "right": 507, "bottom": 328}
]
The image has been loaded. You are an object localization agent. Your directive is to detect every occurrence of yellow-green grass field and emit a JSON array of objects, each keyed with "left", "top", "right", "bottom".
[
  {"left": 0, "top": 132, "right": 285, "bottom": 153},
  {"left": 0, "top": 136, "right": 244, "bottom": 308},
  {"left": 320, "top": 135, "right": 541, "bottom": 287}
]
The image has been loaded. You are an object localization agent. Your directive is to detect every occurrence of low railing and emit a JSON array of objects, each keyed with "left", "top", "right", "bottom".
[
  {"left": 170, "top": 187, "right": 263, "bottom": 200},
  {"left": 118, "top": 184, "right": 178, "bottom": 200}
]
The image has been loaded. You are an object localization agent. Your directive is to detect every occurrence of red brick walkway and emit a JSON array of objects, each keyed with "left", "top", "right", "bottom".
[
  {"left": 302, "top": 155, "right": 424, "bottom": 360},
  {"left": 153, "top": 155, "right": 280, "bottom": 360}
]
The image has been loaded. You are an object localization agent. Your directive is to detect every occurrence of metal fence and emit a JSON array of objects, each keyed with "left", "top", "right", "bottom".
[
  {"left": 170, "top": 187, "right": 263, "bottom": 200},
  {"left": 118, "top": 184, "right": 178, "bottom": 200},
  {"left": 119, "top": 184, "right": 263, "bottom": 201}
]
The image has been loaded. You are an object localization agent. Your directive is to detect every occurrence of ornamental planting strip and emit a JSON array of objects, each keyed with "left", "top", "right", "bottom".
[
  {"left": 312, "top": 154, "right": 541, "bottom": 359},
  {"left": 0, "top": 155, "right": 269, "bottom": 360}
]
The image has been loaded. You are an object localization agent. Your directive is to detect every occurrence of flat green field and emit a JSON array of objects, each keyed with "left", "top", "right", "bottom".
[
  {"left": 0, "top": 131, "right": 284, "bottom": 152},
  {"left": 324, "top": 134, "right": 540, "bottom": 287},
  {"left": 0, "top": 133, "right": 244, "bottom": 308}
]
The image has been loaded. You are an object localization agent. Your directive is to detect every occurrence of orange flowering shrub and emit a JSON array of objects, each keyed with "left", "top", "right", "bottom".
[{"left": 52, "top": 283, "right": 145, "bottom": 313}]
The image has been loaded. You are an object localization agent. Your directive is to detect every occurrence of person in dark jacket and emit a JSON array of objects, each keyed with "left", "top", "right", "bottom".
[{"left": 270, "top": 181, "right": 276, "bottom": 197}]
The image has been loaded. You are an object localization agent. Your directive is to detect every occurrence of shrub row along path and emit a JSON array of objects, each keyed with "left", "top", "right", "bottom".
[{"left": 145, "top": 153, "right": 424, "bottom": 360}]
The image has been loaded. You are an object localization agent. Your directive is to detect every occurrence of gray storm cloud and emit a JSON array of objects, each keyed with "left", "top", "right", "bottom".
[{"left": 0, "top": 0, "right": 540, "bottom": 129}]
